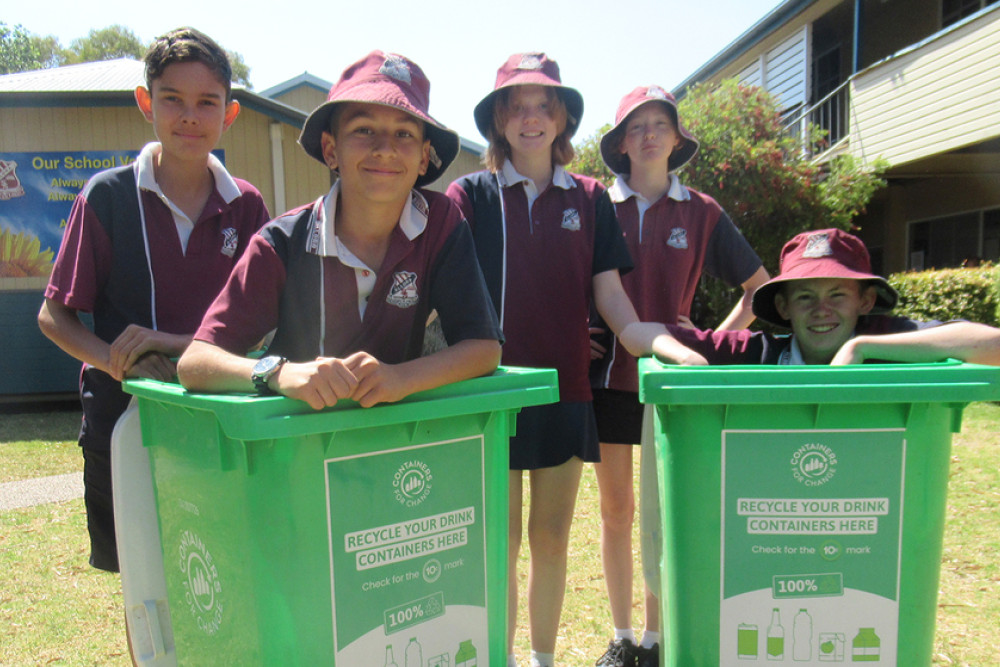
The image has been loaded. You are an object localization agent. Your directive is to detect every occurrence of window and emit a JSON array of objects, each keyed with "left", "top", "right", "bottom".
[
  {"left": 909, "top": 208, "right": 1000, "bottom": 269},
  {"left": 943, "top": 0, "right": 1000, "bottom": 28}
]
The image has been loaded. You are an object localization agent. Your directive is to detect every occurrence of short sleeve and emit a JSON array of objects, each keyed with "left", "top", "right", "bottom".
[
  {"left": 44, "top": 194, "right": 113, "bottom": 312},
  {"left": 703, "top": 211, "right": 763, "bottom": 287},
  {"left": 429, "top": 222, "right": 504, "bottom": 345},
  {"left": 592, "top": 189, "right": 634, "bottom": 277},
  {"left": 194, "top": 234, "right": 287, "bottom": 354}
]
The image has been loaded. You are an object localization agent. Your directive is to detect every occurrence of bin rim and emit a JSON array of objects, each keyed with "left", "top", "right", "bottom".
[
  {"left": 123, "top": 365, "right": 558, "bottom": 440},
  {"left": 638, "top": 357, "right": 1000, "bottom": 406}
]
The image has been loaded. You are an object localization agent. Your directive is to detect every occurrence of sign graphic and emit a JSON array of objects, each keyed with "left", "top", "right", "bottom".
[
  {"left": 720, "top": 429, "right": 904, "bottom": 663},
  {"left": 327, "top": 436, "right": 489, "bottom": 664}
]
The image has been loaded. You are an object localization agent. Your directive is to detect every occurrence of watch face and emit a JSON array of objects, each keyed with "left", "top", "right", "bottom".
[{"left": 253, "top": 356, "right": 282, "bottom": 376}]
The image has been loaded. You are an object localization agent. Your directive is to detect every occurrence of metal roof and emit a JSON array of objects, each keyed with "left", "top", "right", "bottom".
[{"left": 0, "top": 58, "right": 146, "bottom": 92}]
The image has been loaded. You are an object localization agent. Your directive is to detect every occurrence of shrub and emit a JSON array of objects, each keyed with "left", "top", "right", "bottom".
[{"left": 888, "top": 265, "right": 999, "bottom": 327}]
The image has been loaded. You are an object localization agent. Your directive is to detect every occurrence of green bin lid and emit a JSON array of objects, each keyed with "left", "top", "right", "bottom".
[
  {"left": 124, "top": 365, "right": 558, "bottom": 440},
  {"left": 638, "top": 357, "right": 1000, "bottom": 406}
]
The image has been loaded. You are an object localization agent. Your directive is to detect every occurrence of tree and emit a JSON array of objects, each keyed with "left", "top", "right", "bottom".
[
  {"left": 64, "top": 25, "right": 145, "bottom": 64},
  {"left": 570, "top": 78, "right": 886, "bottom": 328},
  {"left": 0, "top": 23, "right": 43, "bottom": 74},
  {"left": 227, "top": 50, "right": 252, "bottom": 89}
]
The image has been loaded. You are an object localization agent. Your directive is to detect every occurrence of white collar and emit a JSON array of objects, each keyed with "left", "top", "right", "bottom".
[
  {"left": 498, "top": 160, "right": 576, "bottom": 190},
  {"left": 312, "top": 179, "right": 430, "bottom": 258},
  {"left": 134, "top": 142, "right": 241, "bottom": 204},
  {"left": 608, "top": 172, "right": 688, "bottom": 205},
  {"left": 778, "top": 336, "right": 808, "bottom": 365}
]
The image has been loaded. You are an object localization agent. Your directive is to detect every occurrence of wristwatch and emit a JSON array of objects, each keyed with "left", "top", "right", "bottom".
[{"left": 251, "top": 355, "right": 287, "bottom": 395}]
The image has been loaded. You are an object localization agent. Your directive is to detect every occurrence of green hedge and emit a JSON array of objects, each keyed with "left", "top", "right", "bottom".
[{"left": 888, "top": 265, "right": 999, "bottom": 327}]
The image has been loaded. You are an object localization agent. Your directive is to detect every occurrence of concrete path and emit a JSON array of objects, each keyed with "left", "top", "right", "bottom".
[{"left": 0, "top": 473, "right": 84, "bottom": 511}]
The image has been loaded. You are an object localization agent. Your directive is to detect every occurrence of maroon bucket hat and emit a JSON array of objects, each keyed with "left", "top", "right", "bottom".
[
  {"left": 600, "top": 86, "right": 699, "bottom": 175},
  {"left": 472, "top": 52, "right": 584, "bottom": 141},
  {"left": 298, "top": 51, "right": 460, "bottom": 188},
  {"left": 752, "top": 228, "right": 899, "bottom": 328}
]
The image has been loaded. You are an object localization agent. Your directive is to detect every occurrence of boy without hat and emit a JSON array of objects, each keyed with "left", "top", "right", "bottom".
[
  {"left": 38, "top": 27, "right": 270, "bottom": 573},
  {"left": 591, "top": 86, "right": 770, "bottom": 667},
  {"left": 178, "top": 52, "right": 502, "bottom": 408}
]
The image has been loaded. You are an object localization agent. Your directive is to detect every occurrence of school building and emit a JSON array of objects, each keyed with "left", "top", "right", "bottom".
[
  {"left": 0, "top": 59, "right": 485, "bottom": 399},
  {"left": 675, "top": 0, "right": 1000, "bottom": 275}
]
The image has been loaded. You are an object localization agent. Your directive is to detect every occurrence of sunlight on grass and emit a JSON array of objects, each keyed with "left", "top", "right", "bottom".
[{"left": 1, "top": 402, "right": 997, "bottom": 665}]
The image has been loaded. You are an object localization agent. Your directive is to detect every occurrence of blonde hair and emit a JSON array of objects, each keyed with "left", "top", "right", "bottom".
[{"left": 483, "top": 87, "right": 576, "bottom": 172}]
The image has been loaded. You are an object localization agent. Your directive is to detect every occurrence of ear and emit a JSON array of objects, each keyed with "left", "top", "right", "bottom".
[
  {"left": 774, "top": 291, "right": 789, "bottom": 321},
  {"left": 135, "top": 86, "right": 154, "bottom": 122},
  {"left": 320, "top": 131, "right": 338, "bottom": 171},
  {"left": 223, "top": 100, "right": 241, "bottom": 130},
  {"left": 417, "top": 139, "right": 431, "bottom": 176},
  {"left": 858, "top": 284, "right": 878, "bottom": 315}
]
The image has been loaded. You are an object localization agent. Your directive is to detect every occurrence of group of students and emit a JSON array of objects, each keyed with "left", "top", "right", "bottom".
[{"left": 38, "top": 27, "right": 1000, "bottom": 667}]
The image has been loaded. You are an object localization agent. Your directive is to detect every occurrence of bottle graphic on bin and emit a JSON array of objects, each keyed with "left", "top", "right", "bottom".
[
  {"left": 405, "top": 637, "right": 423, "bottom": 667},
  {"left": 793, "top": 609, "right": 812, "bottom": 661},
  {"left": 767, "top": 608, "right": 785, "bottom": 660},
  {"left": 384, "top": 644, "right": 399, "bottom": 667},
  {"left": 455, "top": 639, "right": 477, "bottom": 666}
]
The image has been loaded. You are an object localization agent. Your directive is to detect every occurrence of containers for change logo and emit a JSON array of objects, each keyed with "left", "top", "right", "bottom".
[
  {"left": 393, "top": 460, "right": 433, "bottom": 507},
  {"left": 177, "top": 529, "right": 224, "bottom": 634},
  {"left": 790, "top": 443, "right": 838, "bottom": 486}
]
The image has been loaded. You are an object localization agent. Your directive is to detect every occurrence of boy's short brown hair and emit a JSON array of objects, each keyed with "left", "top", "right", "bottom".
[
  {"left": 144, "top": 27, "right": 233, "bottom": 101},
  {"left": 484, "top": 86, "right": 576, "bottom": 172}
]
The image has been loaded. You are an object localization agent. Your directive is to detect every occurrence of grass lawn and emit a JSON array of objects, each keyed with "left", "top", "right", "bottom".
[{"left": 1, "top": 402, "right": 997, "bottom": 665}]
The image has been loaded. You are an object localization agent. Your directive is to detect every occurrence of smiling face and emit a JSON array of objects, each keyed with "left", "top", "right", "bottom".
[
  {"left": 619, "top": 102, "right": 682, "bottom": 173},
  {"left": 135, "top": 61, "right": 239, "bottom": 165},
  {"left": 501, "top": 85, "right": 566, "bottom": 161},
  {"left": 774, "top": 278, "right": 878, "bottom": 364},
  {"left": 321, "top": 102, "right": 431, "bottom": 207}
]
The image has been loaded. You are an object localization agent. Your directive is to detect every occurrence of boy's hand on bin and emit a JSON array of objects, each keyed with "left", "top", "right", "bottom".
[
  {"left": 652, "top": 332, "right": 709, "bottom": 366},
  {"left": 125, "top": 352, "right": 177, "bottom": 382},
  {"left": 274, "top": 357, "right": 360, "bottom": 410},
  {"left": 109, "top": 324, "right": 189, "bottom": 380},
  {"left": 344, "top": 351, "right": 408, "bottom": 408}
]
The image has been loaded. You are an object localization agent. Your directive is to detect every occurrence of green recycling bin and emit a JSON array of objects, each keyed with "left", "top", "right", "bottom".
[
  {"left": 123, "top": 366, "right": 558, "bottom": 666},
  {"left": 637, "top": 358, "right": 1000, "bottom": 666}
]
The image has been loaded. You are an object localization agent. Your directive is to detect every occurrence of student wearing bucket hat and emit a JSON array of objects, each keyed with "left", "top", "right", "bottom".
[
  {"left": 651, "top": 227, "right": 1000, "bottom": 367},
  {"left": 640, "top": 228, "right": 1000, "bottom": 665},
  {"left": 446, "top": 54, "right": 670, "bottom": 667},
  {"left": 179, "top": 51, "right": 502, "bottom": 408},
  {"left": 589, "top": 86, "right": 770, "bottom": 667}
]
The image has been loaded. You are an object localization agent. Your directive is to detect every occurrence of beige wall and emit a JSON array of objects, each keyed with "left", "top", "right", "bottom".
[
  {"left": 0, "top": 102, "right": 331, "bottom": 217},
  {"left": 850, "top": 8, "right": 1000, "bottom": 169},
  {"left": 270, "top": 87, "right": 329, "bottom": 115}
]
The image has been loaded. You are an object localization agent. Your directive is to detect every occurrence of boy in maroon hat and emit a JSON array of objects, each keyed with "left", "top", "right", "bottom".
[
  {"left": 447, "top": 53, "right": 670, "bottom": 667},
  {"left": 640, "top": 228, "right": 1000, "bottom": 665},
  {"left": 178, "top": 51, "right": 502, "bottom": 407},
  {"left": 652, "top": 228, "right": 1000, "bottom": 367},
  {"left": 590, "top": 85, "right": 770, "bottom": 667}
]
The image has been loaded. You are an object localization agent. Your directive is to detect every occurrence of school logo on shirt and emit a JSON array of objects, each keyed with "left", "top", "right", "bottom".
[
  {"left": 220, "top": 228, "right": 238, "bottom": 258},
  {"left": 561, "top": 208, "right": 581, "bottom": 232},
  {"left": 803, "top": 232, "right": 834, "bottom": 258},
  {"left": 667, "top": 227, "right": 689, "bottom": 249},
  {"left": 387, "top": 271, "right": 419, "bottom": 308}
]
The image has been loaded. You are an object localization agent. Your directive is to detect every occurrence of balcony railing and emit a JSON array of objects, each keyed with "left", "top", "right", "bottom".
[{"left": 783, "top": 79, "right": 850, "bottom": 160}]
